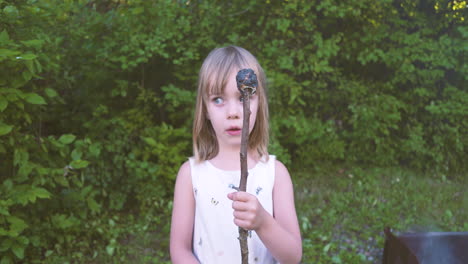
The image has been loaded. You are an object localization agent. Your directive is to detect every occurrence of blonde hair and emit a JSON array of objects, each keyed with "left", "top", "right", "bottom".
[{"left": 193, "top": 46, "right": 269, "bottom": 162}]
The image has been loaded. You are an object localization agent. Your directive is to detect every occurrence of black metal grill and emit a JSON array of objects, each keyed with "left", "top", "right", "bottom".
[{"left": 383, "top": 228, "right": 468, "bottom": 264}]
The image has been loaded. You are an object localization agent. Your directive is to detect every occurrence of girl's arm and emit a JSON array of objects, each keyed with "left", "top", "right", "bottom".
[
  {"left": 169, "top": 161, "right": 199, "bottom": 264},
  {"left": 228, "top": 160, "right": 302, "bottom": 264},
  {"left": 260, "top": 160, "right": 302, "bottom": 263}
]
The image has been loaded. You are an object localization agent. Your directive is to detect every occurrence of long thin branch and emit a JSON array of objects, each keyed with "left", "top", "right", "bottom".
[
  {"left": 236, "top": 68, "right": 258, "bottom": 264},
  {"left": 238, "top": 90, "right": 250, "bottom": 264}
]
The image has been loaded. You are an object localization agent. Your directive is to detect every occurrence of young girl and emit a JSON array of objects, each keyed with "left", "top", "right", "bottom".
[{"left": 170, "top": 46, "right": 302, "bottom": 264}]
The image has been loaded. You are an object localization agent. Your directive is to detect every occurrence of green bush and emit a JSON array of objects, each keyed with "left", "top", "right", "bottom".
[{"left": 0, "top": 0, "right": 466, "bottom": 262}]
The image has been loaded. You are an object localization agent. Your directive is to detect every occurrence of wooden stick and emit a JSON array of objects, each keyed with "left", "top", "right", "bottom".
[{"left": 236, "top": 68, "right": 258, "bottom": 264}]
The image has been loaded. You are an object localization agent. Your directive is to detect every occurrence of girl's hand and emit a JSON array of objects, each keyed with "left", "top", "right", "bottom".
[{"left": 227, "top": 191, "right": 267, "bottom": 231}]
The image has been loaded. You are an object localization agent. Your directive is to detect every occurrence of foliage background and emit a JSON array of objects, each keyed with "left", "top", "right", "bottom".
[{"left": 0, "top": 0, "right": 466, "bottom": 263}]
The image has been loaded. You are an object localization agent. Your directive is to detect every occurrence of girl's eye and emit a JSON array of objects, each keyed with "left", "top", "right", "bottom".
[{"left": 213, "top": 97, "right": 223, "bottom": 105}]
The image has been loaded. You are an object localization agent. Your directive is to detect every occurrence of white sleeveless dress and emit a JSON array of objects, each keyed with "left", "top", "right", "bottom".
[{"left": 189, "top": 155, "right": 278, "bottom": 264}]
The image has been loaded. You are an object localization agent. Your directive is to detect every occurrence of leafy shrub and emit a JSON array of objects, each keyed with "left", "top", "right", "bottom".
[{"left": 0, "top": 0, "right": 466, "bottom": 262}]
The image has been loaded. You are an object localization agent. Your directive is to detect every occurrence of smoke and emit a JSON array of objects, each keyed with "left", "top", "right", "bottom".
[{"left": 401, "top": 232, "right": 467, "bottom": 264}]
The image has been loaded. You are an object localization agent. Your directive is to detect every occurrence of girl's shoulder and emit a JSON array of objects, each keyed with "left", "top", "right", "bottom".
[
  {"left": 273, "top": 158, "right": 288, "bottom": 172},
  {"left": 263, "top": 154, "right": 288, "bottom": 172},
  {"left": 271, "top": 157, "right": 291, "bottom": 184},
  {"left": 176, "top": 159, "right": 192, "bottom": 180}
]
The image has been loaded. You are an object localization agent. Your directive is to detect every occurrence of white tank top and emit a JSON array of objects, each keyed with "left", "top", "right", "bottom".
[{"left": 190, "top": 155, "right": 277, "bottom": 264}]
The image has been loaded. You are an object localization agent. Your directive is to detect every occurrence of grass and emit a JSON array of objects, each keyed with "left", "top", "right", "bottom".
[
  {"left": 81, "top": 166, "right": 467, "bottom": 263},
  {"left": 295, "top": 166, "right": 468, "bottom": 263}
]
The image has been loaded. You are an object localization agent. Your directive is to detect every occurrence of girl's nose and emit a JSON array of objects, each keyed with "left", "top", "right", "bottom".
[{"left": 227, "top": 101, "right": 241, "bottom": 119}]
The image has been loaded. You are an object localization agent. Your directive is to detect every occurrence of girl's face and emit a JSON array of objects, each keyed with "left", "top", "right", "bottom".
[{"left": 206, "top": 69, "right": 259, "bottom": 151}]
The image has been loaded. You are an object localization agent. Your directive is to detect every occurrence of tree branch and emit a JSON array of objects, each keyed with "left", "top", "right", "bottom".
[{"left": 236, "top": 68, "right": 258, "bottom": 264}]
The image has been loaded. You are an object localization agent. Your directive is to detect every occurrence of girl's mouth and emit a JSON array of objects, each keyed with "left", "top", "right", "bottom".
[{"left": 226, "top": 127, "right": 242, "bottom": 136}]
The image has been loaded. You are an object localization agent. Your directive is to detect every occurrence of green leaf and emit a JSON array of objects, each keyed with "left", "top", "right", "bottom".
[
  {"left": 89, "top": 143, "right": 101, "bottom": 157},
  {"left": 54, "top": 174, "right": 69, "bottom": 187},
  {"left": 1, "top": 256, "right": 13, "bottom": 264},
  {"left": 71, "top": 149, "right": 82, "bottom": 160},
  {"left": 7, "top": 216, "right": 28, "bottom": 234},
  {"left": 59, "top": 134, "right": 76, "bottom": 144},
  {"left": 19, "top": 53, "right": 36, "bottom": 60},
  {"left": 81, "top": 186, "right": 93, "bottom": 197},
  {"left": 323, "top": 243, "right": 332, "bottom": 253},
  {"left": 87, "top": 197, "right": 100, "bottom": 212},
  {"left": 445, "top": 209, "right": 453, "bottom": 218},
  {"left": 16, "top": 236, "right": 29, "bottom": 246},
  {"left": 332, "top": 255, "right": 342, "bottom": 264},
  {"left": 3, "top": 5, "right": 19, "bottom": 16},
  {"left": 17, "top": 164, "right": 33, "bottom": 181},
  {"left": 142, "top": 137, "right": 157, "bottom": 146},
  {"left": 13, "top": 149, "right": 29, "bottom": 166},
  {"left": 70, "top": 159, "right": 89, "bottom": 169},
  {"left": 44, "top": 88, "right": 58, "bottom": 98},
  {"left": 0, "top": 48, "right": 20, "bottom": 57},
  {"left": 0, "top": 96, "right": 7, "bottom": 111},
  {"left": 34, "top": 59, "right": 42, "bottom": 73},
  {"left": 106, "top": 245, "right": 115, "bottom": 256},
  {"left": 3, "top": 179, "right": 13, "bottom": 191},
  {"left": 24, "top": 60, "right": 35, "bottom": 75},
  {"left": 29, "top": 236, "right": 39, "bottom": 247},
  {"left": 51, "top": 214, "right": 79, "bottom": 229},
  {"left": 11, "top": 243, "right": 24, "bottom": 259},
  {"left": 14, "top": 192, "right": 30, "bottom": 206},
  {"left": 0, "top": 239, "right": 12, "bottom": 252},
  {"left": 0, "top": 207, "right": 9, "bottom": 216},
  {"left": 20, "top": 39, "right": 44, "bottom": 49},
  {"left": 0, "top": 123, "right": 13, "bottom": 136},
  {"left": 32, "top": 187, "right": 51, "bottom": 199},
  {"left": 0, "top": 30, "right": 9, "bottom": 43},
  {"left": 24, "top": 93, "right": 46, "bottom": 105},
  {"left": 131, "top": 6, "right": 144, "bottom": 15}
]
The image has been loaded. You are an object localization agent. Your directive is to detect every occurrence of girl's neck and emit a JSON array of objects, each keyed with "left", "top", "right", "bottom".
[{"left": 209, "top": 148, "right": 260, "bottom": 171}]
